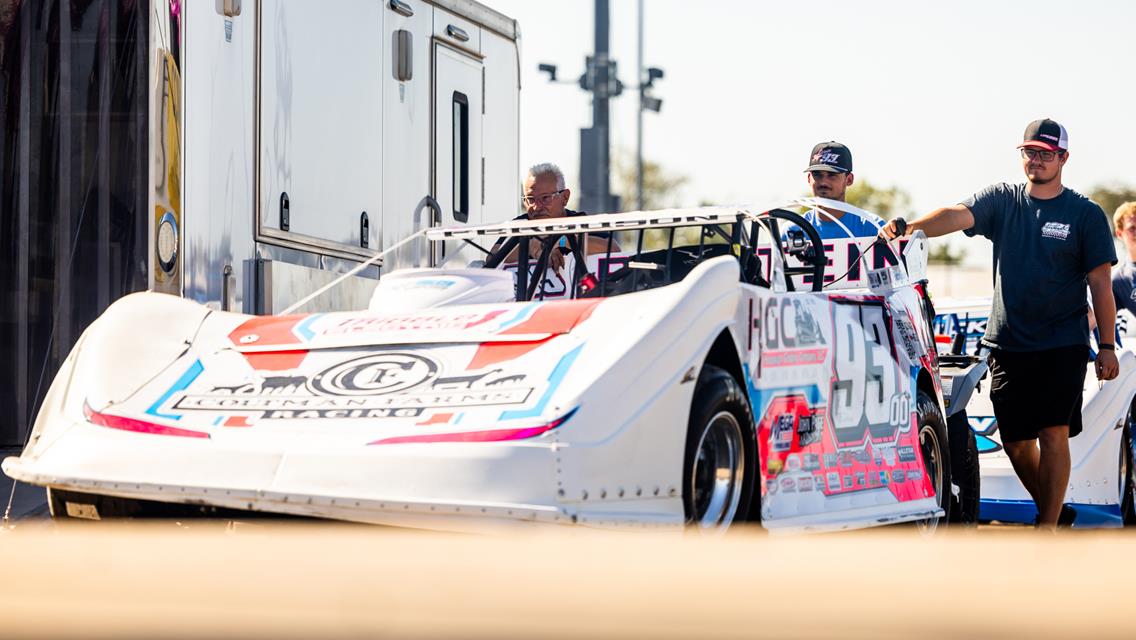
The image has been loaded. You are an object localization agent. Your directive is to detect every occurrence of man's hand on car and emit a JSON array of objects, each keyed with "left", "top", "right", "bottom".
[
  {"left": 528, "top": 238, "right": 565, "bottom": 272},
  {"left": 877, "top": 218, "right": 909, "bottom": 242}
]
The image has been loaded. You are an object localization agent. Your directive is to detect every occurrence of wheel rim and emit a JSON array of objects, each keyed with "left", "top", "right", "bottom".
[
  {"left": 690, "top": 411, "right": 745, "bottom": 529},
  {"left": 915, "top": 423, "right": 944, "bottom": 534}
]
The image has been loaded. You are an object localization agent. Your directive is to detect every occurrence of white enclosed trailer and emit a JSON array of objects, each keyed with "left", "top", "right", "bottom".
[
  {"left": 0, "top": 0, "right": 520, "bottom": 446},
  {"left": 153, "top": 0, "right": 521, "bottom": 313}
]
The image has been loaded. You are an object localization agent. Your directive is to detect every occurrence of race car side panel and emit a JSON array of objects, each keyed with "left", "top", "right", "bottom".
[
  {"left": 552, "top": 257, "right": 744, "bottom": 525},
  {"left": 751, "top": 285, "right": 944, "bottom": 531}
]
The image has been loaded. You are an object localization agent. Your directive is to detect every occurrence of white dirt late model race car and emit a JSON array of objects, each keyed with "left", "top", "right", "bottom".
[
  {"left": 935, "top": 298, "right": 1136, "bottom": 527},
  {"left": 4, "top": 200, "right": 980, "bottom": 533}
]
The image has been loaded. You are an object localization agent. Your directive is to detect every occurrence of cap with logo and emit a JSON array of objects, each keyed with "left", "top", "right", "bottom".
[
  {"left": 1019, "top": 118, "right": 1068, "bottom": 152},
  {"left": 805, "top": 142, "right": 853, "bottom": 173}
]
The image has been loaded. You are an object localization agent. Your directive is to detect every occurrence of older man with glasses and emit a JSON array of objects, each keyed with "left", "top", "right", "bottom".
[
  {"left": 501, "top": 163, "right": 618, "bottom": 271},
  {"left": 880, "top": 118, "right": 1119, "bottom": 530}
]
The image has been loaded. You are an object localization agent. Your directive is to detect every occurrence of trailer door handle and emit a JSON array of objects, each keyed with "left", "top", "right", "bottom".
[
  {"left": 389, "top": 0, "right": 413, "bottom": 17},
  {"left": 446, "top": 25, "right": 470, "bottom": 42}
]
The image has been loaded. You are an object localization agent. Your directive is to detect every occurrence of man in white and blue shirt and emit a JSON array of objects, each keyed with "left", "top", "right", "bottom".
[{"left": 801, "top": 141, "right": 884, "bottom": 239}]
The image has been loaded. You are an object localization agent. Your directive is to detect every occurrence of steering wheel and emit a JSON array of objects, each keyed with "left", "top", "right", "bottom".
[
  {"left": 764, "top": 209, "right": 826, "bottom": 292},
  {"left": 483, "top": 234, "right": 590, "bottom": 301}
]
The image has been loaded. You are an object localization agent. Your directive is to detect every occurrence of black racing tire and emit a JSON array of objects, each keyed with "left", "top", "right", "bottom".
[
  {"left": 683, "top": 365, "right": 758, "bottom": 530},
  {"left": 947, "top": 410, "right": 981, "bottom": 525},
  {"left": 1120, "top": 400, "right": 1136, "bottom": 526},
  {"left": 914, "top": 389, "right": 952, "bottom": 532}
]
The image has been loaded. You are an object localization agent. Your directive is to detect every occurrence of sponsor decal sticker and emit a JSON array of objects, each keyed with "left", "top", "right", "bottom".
[
  {"left": 796, "top": 413, "right": 822, "bottom": 447},
  {"left": 803, "top": 453, "right": 821, "bottom": 471},
  {"left": 310, "top": 353, "right": 438, "bottom": 396},
  {"left": 898, "top": 445, "right": 917, "bottom": 463},
  {"left": 893, "top": 313, "right": 927, "bottom": 360},
  {"left": 826, "top": 472, "right": 841, "bottom": 491},
  {"left": 772, "top": 414, "right": 795, "bottom": 451},
  {"left": 882, "top": 446, "right": 897, "bottom": 466},
  {"left": 170, "top": 353, "right": 535, "bottom": 422},
  {"left": 787, "top": 454, "right": 802, "bottom": 472}
]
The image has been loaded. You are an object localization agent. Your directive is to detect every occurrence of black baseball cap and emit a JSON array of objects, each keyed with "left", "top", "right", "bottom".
[
  {"left": 1019, "top": 118, "right": 1068, "bottom": 152},
  {"left": 805, "top": 142, "right": 853, "bottom": 173}
]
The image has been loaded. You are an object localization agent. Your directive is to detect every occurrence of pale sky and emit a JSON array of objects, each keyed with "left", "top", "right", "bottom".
[{"left": 490, "top": 0, "right": 1136, "bottom": 220}]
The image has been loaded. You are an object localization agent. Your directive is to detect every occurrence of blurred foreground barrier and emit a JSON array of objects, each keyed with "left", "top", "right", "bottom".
[{"left": 0, "top": 523, "right": 1129, "bottom": 638}]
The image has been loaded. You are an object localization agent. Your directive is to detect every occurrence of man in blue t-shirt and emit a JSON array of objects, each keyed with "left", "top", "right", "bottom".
[
  {"left": 800, "top": 141, "right": 884, "bottom": 239},
  {"left": 880, "top": 118, "right": 1119, "bottom": 529}
]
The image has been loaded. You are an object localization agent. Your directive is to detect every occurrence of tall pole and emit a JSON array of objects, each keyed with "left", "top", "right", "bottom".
[
  {"left": 593, "top": 0, "right": 612, "bottom": 213},
  {"left": 579, "top": 0, "right": 616, "bottom": 214},
  {"left": 636, "top": 0, "right": 644, "bottom": 211}
]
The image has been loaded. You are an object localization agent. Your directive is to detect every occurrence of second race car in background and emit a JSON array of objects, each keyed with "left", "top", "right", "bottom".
[{"left": 934, "top": 298, "right": 1136, "bottom": 527}]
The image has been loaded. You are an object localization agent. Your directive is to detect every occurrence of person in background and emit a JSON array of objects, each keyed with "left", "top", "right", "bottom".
[
  {"left": 879, "top": 118, "right": 1119, "bottom": 530},
  {"left": 1110, "top": 202, "right": 1136, "bottom": 317}
]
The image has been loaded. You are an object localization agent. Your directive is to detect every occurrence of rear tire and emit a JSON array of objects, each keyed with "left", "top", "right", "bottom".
[
  {"left": 683, "top": 365, "right": 757, "bottom": 530},
  {"left": 947, "top": 411, "right": 981, "bottom": 525},
  {"left": 914, "top": 390, "right": 952, "bottom": 533},
  {"left": 1120, "top": 402, "right": 1136, "bottom": 525}
]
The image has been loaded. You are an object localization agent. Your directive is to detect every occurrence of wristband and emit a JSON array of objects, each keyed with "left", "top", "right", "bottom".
[{"left": 1099, "top": 343, "right": 1115, "bottom": 351}]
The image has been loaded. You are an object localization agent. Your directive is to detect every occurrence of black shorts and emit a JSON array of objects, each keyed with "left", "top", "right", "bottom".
[{"left": 987, "top": 345, "right": 1089, "bottom": 442}]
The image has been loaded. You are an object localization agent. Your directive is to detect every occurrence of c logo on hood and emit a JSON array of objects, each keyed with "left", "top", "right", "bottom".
[{"left": 309, "top": 353, "right": 439, "bottom": 396}]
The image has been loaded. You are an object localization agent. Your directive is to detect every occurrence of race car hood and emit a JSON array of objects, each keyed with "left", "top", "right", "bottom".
[{"left": 51, "top": 296, "right": 602, "bottom": 448}]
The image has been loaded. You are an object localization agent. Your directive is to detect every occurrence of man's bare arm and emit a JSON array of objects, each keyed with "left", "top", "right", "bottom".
[
  {"left": 1088, "top": 262, "right": 1120, "bottom": 380},
  {"left": 880, "top": 204, "right": 976, "bottom": 240}
]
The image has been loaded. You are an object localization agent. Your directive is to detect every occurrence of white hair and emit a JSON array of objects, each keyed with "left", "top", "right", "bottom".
[{"left": 527, "top": 163, "right": 566, "bottom": 191}]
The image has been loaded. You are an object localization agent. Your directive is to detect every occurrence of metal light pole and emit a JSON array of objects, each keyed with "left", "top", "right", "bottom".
[
  {"left": 537, "top": 2, "right": 661, "bottom": 214},
  {"left": 636, "top": 0, "right": 644, "bottom": 212},
  {"left": 579, "top": 0, "right": 619, "bottom": 214}
]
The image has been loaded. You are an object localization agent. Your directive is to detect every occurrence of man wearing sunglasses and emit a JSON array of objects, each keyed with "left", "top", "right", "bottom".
[{"left": 880, "top": 118, "right": 1118, "bottom": 530}]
